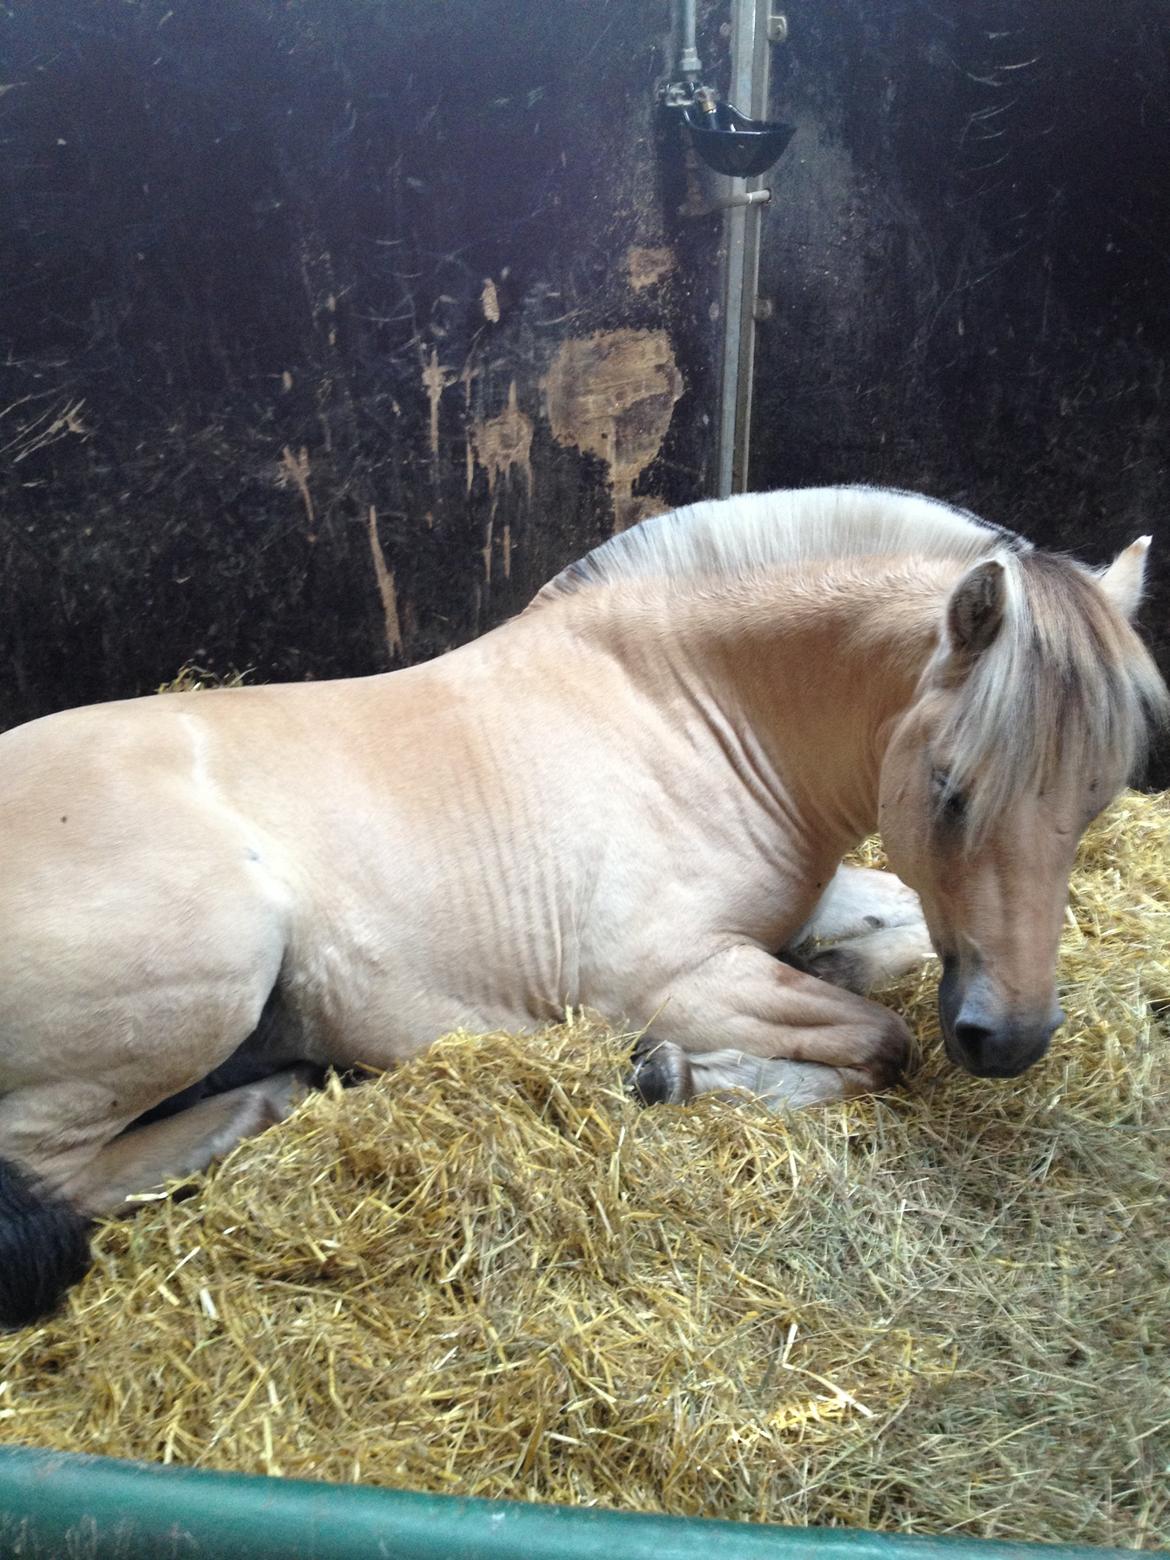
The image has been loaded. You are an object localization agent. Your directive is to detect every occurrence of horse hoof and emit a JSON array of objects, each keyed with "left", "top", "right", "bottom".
[
  {"left": 627, "top": 1041, "right": 693, "bottom": 1106},
  {"left": 805, "top": 945, "right": 869, "bottom": 994}
]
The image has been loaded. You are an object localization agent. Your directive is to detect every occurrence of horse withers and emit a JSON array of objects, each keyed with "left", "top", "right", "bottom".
[{"left": 0, "top": 486, "right": 1164, "bottom": 1326}]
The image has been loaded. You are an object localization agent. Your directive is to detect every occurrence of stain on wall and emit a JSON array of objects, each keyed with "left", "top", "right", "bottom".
[
  {"left": 544, "top": 330, "right": 684, "bottom": 533},
  {"left": 626, "top": 246, "right": 676, "bottom": 292},
  {"left": 0, "top": 0, "right": 723, "bottom": 722},
  {"left": 469, "top": 384, "right": 534, "bottom": 508},
  {"left": 367, "top": 506, "right": 404, "bottom": 661}
]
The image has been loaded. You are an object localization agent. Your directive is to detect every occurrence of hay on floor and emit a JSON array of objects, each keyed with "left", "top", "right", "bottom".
[
  {"left": 0, "top": 794, "right": 1167, "bottom": 1549},
  {"left": 156, "top": 665, "right": 249, "bottom": 694}
]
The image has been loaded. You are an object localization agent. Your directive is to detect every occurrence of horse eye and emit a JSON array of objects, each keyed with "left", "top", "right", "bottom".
[{"left": 931, "top": 768, "right": 967, "bottom": 821}]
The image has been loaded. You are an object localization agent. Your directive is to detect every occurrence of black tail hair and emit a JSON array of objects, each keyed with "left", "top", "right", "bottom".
[{"left": 0, "top": 1157, "right": 92, "bottom": 1330}]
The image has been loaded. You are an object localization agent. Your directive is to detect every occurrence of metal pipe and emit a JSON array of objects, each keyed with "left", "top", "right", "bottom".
[
  {"left": 715, "top": 0, "right": 766, "bottom": 497},
  {"left": 729, "top": 2, "right": 770, "bottom": 497},
  {"left": 679, "top": 0, "right": 701, "bottom": 80},
  {"left": 0, "top": 1446, "right": 1142, "bottom": 1560},
  {"left": 720, "top": 187, "right": 772, "bottom": 208}
]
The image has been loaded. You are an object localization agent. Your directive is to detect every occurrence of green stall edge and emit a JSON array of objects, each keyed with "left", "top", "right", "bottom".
[{"left": 0, "top": 1445, "right": 1157, "bottom": 1560}]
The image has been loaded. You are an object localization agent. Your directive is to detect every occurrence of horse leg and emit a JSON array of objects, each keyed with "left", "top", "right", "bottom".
[
  {"left": 787, "top": 923, "right": 936, "bottom": 996},
  {"left": 0, "top": 878, "right": 294, "bottom": 1328},
  {"left": 58, "top": 1067, "right": 317, "bottom": 1216},
  {"left": 788, "top": 864, "right": 924, "bottom": 945},
  {"left": 783, "top": 864, "right": 934, "bottom": 996},
  {"left": 630, "top": 943, "right": 910, "bottom": 1111},
  {"left": 0, "top": 1062, "right": 310, "bottom": 1331},
  {"left": 629, "top": 1045, "right": 881, "bottom": 1110}
]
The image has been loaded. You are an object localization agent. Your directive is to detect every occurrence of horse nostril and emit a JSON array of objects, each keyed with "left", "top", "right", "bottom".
[{"left": 953, "top": 1019, "right": 993, "bottom": 1069}]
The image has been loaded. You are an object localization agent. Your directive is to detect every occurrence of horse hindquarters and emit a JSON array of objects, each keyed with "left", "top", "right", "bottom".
[
  {"left": 0, "top": 757, "right": 302, "bottom": 1324},
  {"left": 0, "top": 896, "right": 294, "bottom": 1330},
  {"left": 0, "top": 1064, "right": 315, "bottom": 1330}
]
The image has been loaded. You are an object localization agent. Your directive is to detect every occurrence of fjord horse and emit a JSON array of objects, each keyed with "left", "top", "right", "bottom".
[{"left": 0, "top": 486, "right": 1163, "bottom": 1326}]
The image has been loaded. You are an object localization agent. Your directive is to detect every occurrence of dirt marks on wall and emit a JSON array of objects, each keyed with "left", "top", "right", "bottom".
[
  {"left": 459, "top": 326, "right": 686, "bottom": 589},
  {"left": 468, "top": 381, "right": 534, "bottom": 503},
  {"left": 625, "top": 246, "right": 676, "bottom": 292},
  {"left": 466, "top": 379, "right": 534, "bottom": 585},
  {"left": 544, "top": 329, "right": 683, "bottom": 533},
  {"left": 367, "top": 506, "right": 404, "bottom": 661}
]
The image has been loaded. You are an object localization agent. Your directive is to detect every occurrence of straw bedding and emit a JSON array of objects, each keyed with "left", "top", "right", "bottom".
[{"left": 0, "top": 792, "right": 1167, "bottom": 1548}]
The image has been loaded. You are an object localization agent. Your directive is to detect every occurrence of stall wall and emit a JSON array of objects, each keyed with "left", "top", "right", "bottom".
[
  {"left": 0, "top": 0, "right": 720, "bottom": 721},
  {"left": 2, "top": 0, "right": 1167, "bottom": 781},
  {"left": 751, "top": 0, "right": 1170, "bottom": 778}
]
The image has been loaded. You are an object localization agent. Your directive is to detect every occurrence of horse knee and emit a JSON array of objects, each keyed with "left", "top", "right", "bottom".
[{"left": 0, "top": 1157, "right": 92, "bottom": 1330}]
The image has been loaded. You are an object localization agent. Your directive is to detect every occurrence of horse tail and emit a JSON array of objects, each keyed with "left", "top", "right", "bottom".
[{"left": 0, "top": 1156, "right": 92, "bottom": 1330}]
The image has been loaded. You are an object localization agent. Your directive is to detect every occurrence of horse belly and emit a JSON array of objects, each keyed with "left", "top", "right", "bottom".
[
  {"left": 275, "top": 859, "right": 561, "bottom": 1071},
  {"left": 286, "top": 805, "right": 569, "bottom": 1065}
]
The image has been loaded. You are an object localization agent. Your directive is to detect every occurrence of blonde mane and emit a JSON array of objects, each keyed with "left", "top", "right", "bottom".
[
  {"left": 531, "top": 485, "right": 1169, "bottom": 842},
  {"left": 530, "top": 485, "right": 1028, "bottom": 603}
]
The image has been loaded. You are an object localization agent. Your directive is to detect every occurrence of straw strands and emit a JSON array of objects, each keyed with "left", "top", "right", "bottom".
[{"left": 0, "top": 793, "right": 1167, "bottom": 1548}]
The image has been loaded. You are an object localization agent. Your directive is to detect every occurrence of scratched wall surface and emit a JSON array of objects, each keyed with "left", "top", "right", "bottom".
[
  {"left": 0, "top": 0, "right": 721, "bottom": 723},
  {"left": 751, "top": 0, "right": 1170, "bottom": 780}
]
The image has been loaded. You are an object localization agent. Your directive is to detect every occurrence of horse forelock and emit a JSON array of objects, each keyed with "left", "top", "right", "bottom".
[{"left": 932, "top": 550, "right": 1170, "bottom": 845}]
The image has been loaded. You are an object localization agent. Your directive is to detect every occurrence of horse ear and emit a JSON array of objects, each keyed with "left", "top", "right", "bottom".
[
  {"left": 1096, "top": 536, "right": 1150, "bottom": 621},
  {"left": 945, "top": 558, "right": 1006, "bottom": 663}
]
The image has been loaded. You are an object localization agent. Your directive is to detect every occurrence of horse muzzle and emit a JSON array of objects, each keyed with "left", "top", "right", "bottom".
[{"left": 939, "top": 956, "right": 1064, "bottom": 1079}]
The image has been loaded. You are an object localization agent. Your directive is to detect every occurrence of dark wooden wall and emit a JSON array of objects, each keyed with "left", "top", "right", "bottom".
[
  {"left": 0, "top": 0, "right": 720, "bottom": 721},
  {"left": 1, "top": 0, "right": 1167, "bottom": 778},
  {"left": 752, "top": 0, "right": 1170, "bottom": 779}
]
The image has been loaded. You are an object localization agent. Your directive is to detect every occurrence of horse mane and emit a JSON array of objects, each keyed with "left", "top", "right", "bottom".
[
  {"left": 529, "top": 485, "right": 1169, "bottom": 842},
  {"left": 528, "top": 485, "right": 1028, "bottom": 604}
]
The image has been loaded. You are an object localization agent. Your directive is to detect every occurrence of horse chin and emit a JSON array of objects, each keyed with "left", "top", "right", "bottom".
[
  {"left": 937, "top": 953, "right": 964, "bottom": 1064},
  {"left": 945, "top": 1041, "right": 1043, "bottom": 1080},
  {"left": 940, "top": 1025, "right": 963, "bottom": 1070}
]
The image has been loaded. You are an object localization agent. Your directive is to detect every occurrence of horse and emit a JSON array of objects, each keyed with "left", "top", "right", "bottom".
[{"left": 0, "top": 485, "right": 1163, "bottom": 1328}]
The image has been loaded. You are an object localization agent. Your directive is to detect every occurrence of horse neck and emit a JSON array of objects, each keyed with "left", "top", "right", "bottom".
[{"left": 570, "top": 559, "right": 953, "bottom": 853}]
